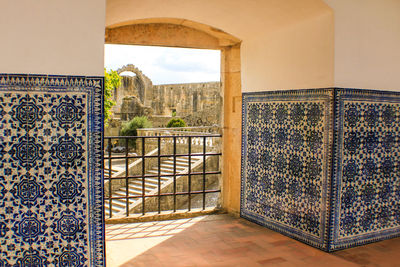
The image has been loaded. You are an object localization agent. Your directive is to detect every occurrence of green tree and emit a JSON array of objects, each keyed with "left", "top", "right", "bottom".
[
  {"left": 104, "top": 69, "right": 121, "bottom": 126},
  {"left": 166, "top": 118, "right": 187, "bottom": 128}
]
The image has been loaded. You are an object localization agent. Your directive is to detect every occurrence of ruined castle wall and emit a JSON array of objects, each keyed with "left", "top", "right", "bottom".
[
  {"left": 112, "top": 65, "right": 222, "bottom": 126},
  {"left": 152, "top": 82, "right": 222, "bottom": 125}
]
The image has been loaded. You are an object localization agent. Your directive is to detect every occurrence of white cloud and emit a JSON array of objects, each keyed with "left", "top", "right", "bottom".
[{"left": 104, "top": 44, "right": 220, "bottom": 85}]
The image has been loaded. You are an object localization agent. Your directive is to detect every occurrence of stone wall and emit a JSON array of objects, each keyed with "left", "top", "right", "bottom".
[
  {"left": 110, "top": 64, "right": 222, "bottom": 127},
  {"left": 105, "top": 118, "right": 121, "bottom": 136},
  {"left": 151, "top": 82, "right": 221, "bottom": 119},
  {"left": 148, "top": 115, "right": 173, "bottom": 128}
]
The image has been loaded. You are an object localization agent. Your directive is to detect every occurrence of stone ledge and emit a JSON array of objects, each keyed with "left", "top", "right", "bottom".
[{"left": 105, "top": 207, "right": 226, "bottom": 224}]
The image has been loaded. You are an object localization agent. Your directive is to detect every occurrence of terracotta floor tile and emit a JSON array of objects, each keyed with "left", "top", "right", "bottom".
[
  {"left": 106, "top": 214, "right": 400, "bottom": 267},
  {"left": 257, "top": 257, "right": 287, "bottom": 265}
]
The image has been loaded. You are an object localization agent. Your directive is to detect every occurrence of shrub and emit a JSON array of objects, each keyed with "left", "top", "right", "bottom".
[
  {"left": 166, "top": 118, "right": 186, "bottom": 128},
  {"left": 121, "top": 116, "right": 152, "bottom": 136},
  {"left": 120, "top": 116, "right": 152, "bottom": 148}
]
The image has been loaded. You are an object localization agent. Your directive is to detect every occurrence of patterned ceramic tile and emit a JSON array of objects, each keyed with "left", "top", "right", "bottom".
[
  {"left": 0, "top": 74, "right": 104, "bottom": 266},
  {"left": 241, "top": 88, "right": 400, "bottom": 251},
  {"left": 330, "top": 89, "right": 400, "bottom": 250},
  {"left": 241, "top": 89, "right": 334, "bottom": 250}
]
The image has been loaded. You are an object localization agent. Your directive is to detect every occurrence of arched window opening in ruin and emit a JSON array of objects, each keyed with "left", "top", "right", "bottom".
[{"left": 120, "top": 71, "right": 137, "bottom": 77}]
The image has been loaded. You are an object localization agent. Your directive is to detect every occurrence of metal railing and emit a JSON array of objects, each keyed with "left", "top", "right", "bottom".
[
  {"left": 103, "top": 133, "right": 222, "bottom": 219},
  {"left": 137, "top": 126, "right": 221, "bottom": 135}
]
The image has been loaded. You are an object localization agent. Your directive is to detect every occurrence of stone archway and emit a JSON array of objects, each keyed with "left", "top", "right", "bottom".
[
  {"left": 106, "top": 18, "right": 242, "bottom": 214},
  {"left": 116, "top": 64, "right": 152, "bottom": 105}
]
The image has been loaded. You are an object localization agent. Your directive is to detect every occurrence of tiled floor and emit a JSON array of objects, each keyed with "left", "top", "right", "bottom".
[{"left": 106, "top": 214, "right": 400, "bottom": 267}]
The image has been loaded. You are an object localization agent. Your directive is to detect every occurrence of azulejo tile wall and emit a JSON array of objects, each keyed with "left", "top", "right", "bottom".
[
  {"left": 0, "top": 74, "right": 105, "bottom": 266},
  {"left": 241, "top": 89, "right": 334, "bottom": 250},
  {"left": 330, "top": 89, "right": 400, "bottom": 250},
  {"left": 241, "top": 88, "right": 400, "bottom": 251}
]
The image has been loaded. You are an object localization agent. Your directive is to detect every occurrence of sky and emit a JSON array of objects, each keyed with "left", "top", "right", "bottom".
[{"left": 104, "top": 44, "right": 221, "bottom": 85}]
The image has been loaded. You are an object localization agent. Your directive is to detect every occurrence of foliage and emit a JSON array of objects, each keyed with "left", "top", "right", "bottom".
[
  {"left": 104, "top": 69, "right": 121, "bottom": 126},
  {"left": 172, "top": 110, "right": 177, "bottom": 117},
  {"left": 120, "top": 116, "right": 152, "bottom": 148},
  {"left": 121, "top": 116, "right": 152, "bottom": 137},
  {"left": 166, "top": 118, "right": 187, "bottom": 128}
]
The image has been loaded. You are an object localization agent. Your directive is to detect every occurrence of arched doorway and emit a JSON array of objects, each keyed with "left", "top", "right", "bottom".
[{"left": 105, "top": 18, "right": 242, "bottom": 214}]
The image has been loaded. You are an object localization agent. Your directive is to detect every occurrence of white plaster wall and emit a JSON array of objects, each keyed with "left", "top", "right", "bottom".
[
  {"left": 243, "top": 11, "right": 333, "bottom": 91},
  {"left": 0, "top": 0, "right": 106, "bottom": 76},
  {"left": 106, "top": 0, "right": 334, "bottom": 92},
  {"left": 324, "top": 0, "right": 400, "bottom": 90}
]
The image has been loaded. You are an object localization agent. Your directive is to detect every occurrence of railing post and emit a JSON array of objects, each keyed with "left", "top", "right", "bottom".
[
  {"left": 158, "top": 137, "right": 161, "bottom": 214},
  {"left": 142, "top": 137, "right": 146, "bottom": 215},
  {"left": 203, "top": 136, "right": 207, "bottom": 210},
  {"left": 173, "top": 136, "right": 177, "bottom": 212},
  {"left": 108, "top": 138, "right": 112, "bottom": 218},
  {"left": 125, "top": 138, "right": 130, "bottom": 216},
  {"left": 188, "top": 136, "right": 192, "bottom": 211}
]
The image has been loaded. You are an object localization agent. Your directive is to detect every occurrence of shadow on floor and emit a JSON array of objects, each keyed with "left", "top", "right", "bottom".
[
  {"left": 106, "top": 217, "right": 206, "bottom": 241},
  {"left": 106, "top": 214, "right": 400, "bottom": 267}
]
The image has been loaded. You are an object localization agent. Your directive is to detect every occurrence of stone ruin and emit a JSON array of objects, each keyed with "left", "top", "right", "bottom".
[
  {"left": 107, "top": 64, "right": 222, "bottom": 135},
  {"left": 112, "top": 64, "right": 154, "bottom": 120},
  {"left": 151, "top": 82, "right": 222, "bottom": 126}
]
